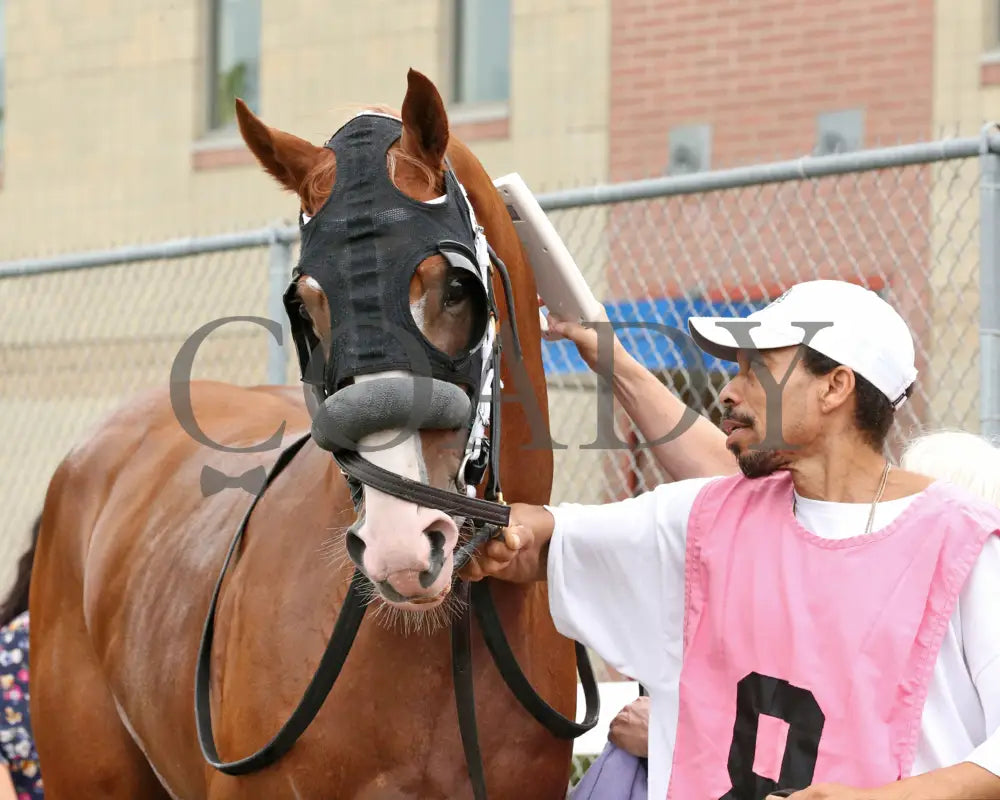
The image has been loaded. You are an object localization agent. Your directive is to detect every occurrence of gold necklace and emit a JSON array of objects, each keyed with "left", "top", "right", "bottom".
[
  {"left": 864, "top": 459, "right": 892, "bottom": 535},
  {"left": 793, "top": 459, "right": 892, "bottom": 535}
]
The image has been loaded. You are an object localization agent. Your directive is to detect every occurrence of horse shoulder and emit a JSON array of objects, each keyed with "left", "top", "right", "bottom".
[{"left": 37, "top": 379, "right": 314, "bottom": 618}]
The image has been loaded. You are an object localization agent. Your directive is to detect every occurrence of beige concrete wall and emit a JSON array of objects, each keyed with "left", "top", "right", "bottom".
[
  {"left": 927, "top": 0, "right": 1000, "bottom": 434},
  {"left": 933, "top": 1, "right": 1000, "bottom": 138},
  {"left": 0, "top": 1, "right": 612, "bottom": 589},
  {"left": 0, "top": 0, "right": 610, "bottom": 256}
]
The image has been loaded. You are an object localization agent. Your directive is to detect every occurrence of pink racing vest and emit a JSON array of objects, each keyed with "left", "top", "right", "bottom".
[{"left": 665, "top": 472, "right": 1000, "bottom": 800}]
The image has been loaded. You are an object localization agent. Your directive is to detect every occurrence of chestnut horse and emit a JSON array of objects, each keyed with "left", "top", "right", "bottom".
[{"left": 28, "top": 70, "right": 595, "bottom": 799}]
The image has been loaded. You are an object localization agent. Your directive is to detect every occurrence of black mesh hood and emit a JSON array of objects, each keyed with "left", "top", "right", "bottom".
[{"left": 287, "top": 112, "right": 488, "bottom": 399}]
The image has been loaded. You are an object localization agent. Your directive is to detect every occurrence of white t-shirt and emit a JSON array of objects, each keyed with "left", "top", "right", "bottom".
[{"left": 545, "top": 477, "right": 1000, "bottom": 800}]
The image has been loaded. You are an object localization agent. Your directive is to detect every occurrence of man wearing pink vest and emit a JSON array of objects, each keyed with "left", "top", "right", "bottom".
[{"left": 461, "top": 280, "right": 1000, "bottom": 800}]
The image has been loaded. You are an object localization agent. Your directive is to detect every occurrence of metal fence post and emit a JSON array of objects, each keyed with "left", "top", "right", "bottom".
[
  {"left": 980, "top": 125, "right": 1000, "bottom": 439},
  {"left": 267, "top": 227, "right": 294, "bottom": 386}
]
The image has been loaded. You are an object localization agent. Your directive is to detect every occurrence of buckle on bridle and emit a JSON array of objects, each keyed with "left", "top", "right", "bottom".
[{"left": 457, "top": 447, "right": 490, "bottom": 497}]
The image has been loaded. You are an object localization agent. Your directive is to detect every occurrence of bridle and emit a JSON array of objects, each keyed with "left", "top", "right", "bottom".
[{"left": 193, "top": 112, "right": 600, "bottom": 799}]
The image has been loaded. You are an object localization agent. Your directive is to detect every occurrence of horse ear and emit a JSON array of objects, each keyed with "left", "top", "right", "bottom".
[
  {"left": 235, "top": 98, "right": 327, "bottom": 197},
  {"left": 399, "top": 68, "right": 450, "bottom": 169}
]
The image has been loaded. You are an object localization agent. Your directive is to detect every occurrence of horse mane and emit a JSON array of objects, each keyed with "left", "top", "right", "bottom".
[{"left": 300, "top": 104, "right": 441, "bottom": 213}]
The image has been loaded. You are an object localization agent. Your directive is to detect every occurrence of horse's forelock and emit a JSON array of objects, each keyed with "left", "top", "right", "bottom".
[{"left": 299, "top": 104, "right": 443, "bottom": 215}]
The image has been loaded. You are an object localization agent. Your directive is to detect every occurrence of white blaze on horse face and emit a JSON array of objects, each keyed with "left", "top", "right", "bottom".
[
  {"left": 410, "top": 293, "right": 427, "bottom": 331},
  {"left": 352, "top": 371, "right": 460, "bottom": 600}
]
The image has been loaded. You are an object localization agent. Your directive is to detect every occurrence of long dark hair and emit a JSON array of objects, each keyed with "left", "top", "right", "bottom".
[{"left": 0, "top": 514, "right": 40, "bottom": 629}]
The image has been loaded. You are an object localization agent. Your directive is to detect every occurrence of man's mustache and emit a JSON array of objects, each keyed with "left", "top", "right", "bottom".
[{"left": 721, "top": 409, "right": 756, "bottom": 428}]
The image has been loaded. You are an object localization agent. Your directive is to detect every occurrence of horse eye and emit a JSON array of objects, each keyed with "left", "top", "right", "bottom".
[{"left": 443, "top": 272, "right": 475, "bottom": 308}]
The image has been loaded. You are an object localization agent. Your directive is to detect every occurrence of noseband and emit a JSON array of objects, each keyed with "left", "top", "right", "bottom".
[{"left": 194, "top": 112, "right": 599, "bottom": 798}]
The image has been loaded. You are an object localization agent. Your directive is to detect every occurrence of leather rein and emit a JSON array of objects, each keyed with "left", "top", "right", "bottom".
[{"left": 194, "top": 246, "right": 601, "bottom": 798}]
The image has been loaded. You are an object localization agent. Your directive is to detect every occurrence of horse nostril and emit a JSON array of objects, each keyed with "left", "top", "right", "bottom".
[
  {"left": 345, "top": 530, "right": 367, "bottom": 570},
  {"left": 419, "top": 528, "right": 446, "bottom": 589}
]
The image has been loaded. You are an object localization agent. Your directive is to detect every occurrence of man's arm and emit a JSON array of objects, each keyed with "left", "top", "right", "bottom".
[
  {"left": 543, "top": 310, "right": 737, "bottom": 480},
  {"left": 882, "top": 762, "right": 1000, "bottom": 799},
  {"left": 458, "top": 482, "right": 703, "bottom": 690},
  {"left": 768, "top": 762, "right": 1000, "bottom": 799},
  {"left": 608, "top": 336, "right": 737, "bottom": 480}
]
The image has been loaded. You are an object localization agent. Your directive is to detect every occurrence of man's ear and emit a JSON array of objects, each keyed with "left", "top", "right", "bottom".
[{"left": 821, "top": 365, "right": 857, "bottom": 412}]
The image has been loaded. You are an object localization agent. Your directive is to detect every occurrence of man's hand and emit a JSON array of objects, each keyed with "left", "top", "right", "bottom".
[
  {"left": 456, "top": 524, "right": 533, "bottom": 582},
  {"left": 456, "top": 503, "right": 555, "bottom": 584},
  {"left": 540, "top": 297, "right": 617, "bottom": 374},
  {"left": 608, "top": 696, "right": 650, "bottom": 758}
]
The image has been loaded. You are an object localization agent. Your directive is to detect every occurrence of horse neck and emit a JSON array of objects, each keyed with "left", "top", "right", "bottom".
[{"left": 445, "top": 142, "right": 554, "bottom": 509}]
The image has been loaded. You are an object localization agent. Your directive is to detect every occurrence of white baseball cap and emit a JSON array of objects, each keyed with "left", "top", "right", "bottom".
[{"left": 687, "top": 280, "right": 918, "bottom": 409}]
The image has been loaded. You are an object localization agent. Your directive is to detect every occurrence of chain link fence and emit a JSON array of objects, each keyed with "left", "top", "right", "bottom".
[
  {"left": 542, "top": 140, "right": 991, "bottom": 507},
  {"left": 2, "top": 132, "right": 999, "bottom": 787},
  {"left": 0, "top": 235, "right": 283, "bottom": 591}
]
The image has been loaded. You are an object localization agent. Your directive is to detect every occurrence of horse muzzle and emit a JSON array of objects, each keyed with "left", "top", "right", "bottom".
[{"left": 344, "top": 500, "right": 459, "bottom": 607}]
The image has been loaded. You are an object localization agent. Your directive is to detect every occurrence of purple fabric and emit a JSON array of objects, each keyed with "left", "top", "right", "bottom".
[{"left": 570, "top": 742, "right": 648, "bottom": 800}]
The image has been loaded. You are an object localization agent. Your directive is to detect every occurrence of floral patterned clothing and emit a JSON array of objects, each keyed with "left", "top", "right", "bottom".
[{"left": 0, "top": 612, "right": 43, "bottom": 799}]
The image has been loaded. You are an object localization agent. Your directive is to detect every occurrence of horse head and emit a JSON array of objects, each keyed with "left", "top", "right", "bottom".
[{"left": 236, "top": 69, "right": 548, "bottom": 615}]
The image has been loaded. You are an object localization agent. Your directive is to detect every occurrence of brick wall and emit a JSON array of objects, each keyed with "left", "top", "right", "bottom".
[
  {"left": 609, "top": 0, "right": 934, "bottom": 180},
  {"left": 602, "top": 0, "right": 938, "bottom": 498}
]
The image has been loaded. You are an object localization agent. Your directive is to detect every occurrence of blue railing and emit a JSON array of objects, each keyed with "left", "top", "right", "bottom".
[{"left": 541, "top": 295, "right": 771, "bottom": 375}]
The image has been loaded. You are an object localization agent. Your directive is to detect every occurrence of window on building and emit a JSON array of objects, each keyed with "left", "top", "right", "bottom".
[
  {"left": 985, "top": 0, "right": 1000, "bottom": 51},
  {"left": 452, "top": 0, "right": 510, "bottom": 106},
  {"left": 815, "top": 109, "right": 864, "bottom": 156},
  {"left": 207, "top": 0, "right": 260, "bottom": 131},
  {"left": 996, "top": 0, "right": 1000, "bottom": 49},
  {"left": 0, "top": 0, "right": 6, "bottom": 162}
]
